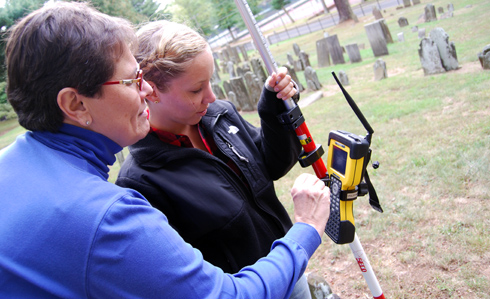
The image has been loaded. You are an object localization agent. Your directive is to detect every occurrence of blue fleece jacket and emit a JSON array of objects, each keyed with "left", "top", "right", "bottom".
[{"left": 0, "top": 124, "right": 321, "bottom": 298}]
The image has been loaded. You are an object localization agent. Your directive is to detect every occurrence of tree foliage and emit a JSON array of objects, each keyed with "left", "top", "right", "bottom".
[{"left": 271, "top": 0, "right": 294, "bottom": 23}]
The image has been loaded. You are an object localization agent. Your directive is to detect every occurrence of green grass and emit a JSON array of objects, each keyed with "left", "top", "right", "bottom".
[{"left": 1, "top": 0, "right": 489, "bottom": 297}]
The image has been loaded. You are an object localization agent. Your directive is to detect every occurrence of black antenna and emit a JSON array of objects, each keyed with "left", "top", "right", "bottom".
[{"left": 331, "top": 72, "right": 374, "bottom": 143}]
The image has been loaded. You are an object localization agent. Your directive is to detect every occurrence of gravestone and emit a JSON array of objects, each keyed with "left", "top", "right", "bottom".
[
  {"left": 438, "top": 7, "right": 444, "bottom": 14},
  {"left": 398, "top": 17, "right": 409, "bottom": 27},
  {"left": 299, "top": 51, "right": 311, "bottom": 69},
  {"left": 447, "top": 3, "right": 454, "bottom": 13},
  {"left": 418, "top": 28, "right": 426, "bottom": 39},
  {"left": 236, "top": 66, "right": 245, "bottom": 78},
  {"left": 316, "top": 38, "right": 331, "bottom": 67},
  {"left": 477, "top": 45, "right": 490, "bottom": 70},
  {"left": 294, "top": 60, "right": 304, "bottom": 72},
  {"left": 228, "top": 45, "right": 241, "bottom": 64},
  {"left": 365, "top": 20, "right": 389, "bottom": 57},
  {"left": 398, "top": 32, "right": 405, "bottom": 42},
  {"left": 403, "top": 0, "right": 411, "bottom": 7},
  {"left": 239, "top": 45, "right": 249, "bottom": 61},
  {"left": 293, "top": 43, "right": 301, "bottom": 57},
  {"left": 230, "top": 77, "right": 254, "bottom": 111},
  {"left": 373, "top": 59, "right": 388, "bottom": 81},
  {"left": 307, "top": 273, "right": 333, "bottom": 299},
  {"left": 212, "top": 83, "right": 226, "bottom": 100},
  {"left": 287, "top": 53, "right": 295, "bottom": 66},
  {"left": 250, "top": 58, "right": 267, "bottom": 84},
  {"left": 325, "top": 35, "right": 345, "bottom": 64},
  {"left": 304, "top": 66, "right": 322, "bottom": 91},
  {"left": 212, "top": 67, "right": 221, "bottom": 84},
  {"left": 227, "top": 91, "right": 241, "bottom": 111},
  {"left": 372, "top": 7, "right": 383, "bottom": 20},
  {"left": 424, "top": 4, "right": 437, "bottom": 22},
  {"left": 214, "top": 57, "right": 221, "bottom": 74},
  {"left": 284, "top": 64, "right": 305, "bottom": 92},
  {"left": 244, "top": 71, "right": 262, "bottom": 109},
  {"left": 345, "top": 44, "right": 362, "bottom": 63},
  {"left": 418, "top": 38, "right": 445, "bottom": 75},
  {"left": 223, "top": 80, "right": 232, "bottom": 98},
  {"left": 338, "top": 71, "right": 349, "bottom": 86},
  {"left": 412, "top": 26, "right": 418, "bottom": 33},
  {"left": 227, "top": 61, "right": 236, "bottom": 78},
  {"left": 379, "top": 19, "right": 394, "bottom": 44},
  {"left": 429, "top": 27, "right": 459, "bottom": 71},
  {"left": 412, "top": 0, "right": 421, "bottom": 4}
]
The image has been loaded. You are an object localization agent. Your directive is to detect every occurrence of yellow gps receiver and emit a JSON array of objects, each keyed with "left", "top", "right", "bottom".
[{"left": 324, "top": 73, "right": 383, "bottom": 244}]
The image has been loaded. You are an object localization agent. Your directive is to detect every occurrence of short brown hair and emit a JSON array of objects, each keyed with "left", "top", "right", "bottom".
[
  {"left": 5, "top": 2, "right": 136, "bottom": 132},
  {"left": 135, "top": 20, "right": 209, "bottom": 92}
]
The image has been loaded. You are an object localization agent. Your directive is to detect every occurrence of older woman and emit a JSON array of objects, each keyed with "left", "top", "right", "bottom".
[
  {"left": 116, "top": 20, "right": 312, "bottom": 298},
  {"left": 0, "top": 2, "right": 330, "bottom": 299}
]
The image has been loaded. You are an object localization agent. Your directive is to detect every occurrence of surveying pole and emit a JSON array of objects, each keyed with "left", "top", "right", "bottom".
[{"left": 233, "top": 1, "right": 385, "bottom": 298}]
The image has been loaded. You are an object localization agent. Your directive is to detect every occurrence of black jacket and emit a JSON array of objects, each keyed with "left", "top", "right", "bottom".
[{"left": 116, "top": 88, "right": 302, "bottom": 273}]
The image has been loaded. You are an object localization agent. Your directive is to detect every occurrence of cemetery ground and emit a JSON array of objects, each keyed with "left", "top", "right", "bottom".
[{"left": 0, "top": 0, "right": 488, "bottom": 297}]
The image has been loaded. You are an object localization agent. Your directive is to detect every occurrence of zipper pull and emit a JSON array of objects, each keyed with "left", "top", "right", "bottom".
[{"left": 226, "top": 141, "right": 249, "bottom": 163}]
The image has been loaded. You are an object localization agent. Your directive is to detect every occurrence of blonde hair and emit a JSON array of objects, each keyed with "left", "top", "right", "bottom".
[{"left": 136, "top": 20, "right": 209, "bottom": 92}]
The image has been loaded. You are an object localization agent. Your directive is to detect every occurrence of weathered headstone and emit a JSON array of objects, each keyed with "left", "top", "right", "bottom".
[
  {"left": 412, "top": 26, "right": 419, "bottom": 33},
  {"left": 212, "top": 83, "right": 226, "bottom": 100},
  {"left": 239, "top": 45, "right": 249, "bottom": 61},
  {"left": 325, "top": 35, "right": 345, "bottom": 64},
  {"left": 403, "top": 0, "right": 411, "bottom": 7},
  {"left": 293, "top": 60, "right": 304, "bottom": 72},
  {"left": 284, "top": 64, "right": 305, "bottom": 92},
  {"left": 212, "top": 67, "right": 221, "bottom": 84},
  {"left": 429, "top": 27, "right": 459, "bottom": 71},
  {"left": 365, "top": 20, "right": 389, "bottom": 57},
  {"left": 214, "top": 57, "right": 221, "bottom": 74},
  {"left": 424, "top": 4, "right": 437, "bottom": 22},
  {"left": 338, "top": 70, "right": 349, "bottom": 86},
  {"left": 244, "top": 71, "right": 262, "bottom": 109},
  {"left": 227, "top": 61, "right": 236, "bottom": 78},
  {"left": 307, "top": 273, "right": 333, "bottom": 299},
  {"left": 236, "top": 66, "right": 245, "bottom": 78},
  {"left": 345, "top": 44, "right": 362, "bottom": 63},
  {"left": 398, "top": 17, "right": 409, "bottom": 27},
  {"left": 373, "top": 59, "right": 388, "bottom": 81},
  {"left": 478, "top": 45, "right": 490, "bottom": 70},
  {"left": 287, "top": 53, "right": 295, "bottom": 66},
  {"left": 250, "top": 58, "right": 267, "bottom": 84},
  {"left": 447, "top": 3, "right": 454, "bottom": 13},
  {"left": 412, "top": 0, "right": 421, "bottom": 5},
  {"left": 316, "top": 38, "right": 331, "bottom": 68},
  {"left": 437, "top": 7, "right": 444, "bottom": 14},
  {"left": 398, "top": 32, "right": 405, "bottom": 42},
  {"left": 227, "top": 91, "right": 241, "bottom": 111},
  {"left": 299, "top": 51, "right": 311, "bottom": 69},
  {"left": 418, "top": 38, "right": 446, "bottom": 75},
  {"left": 293, "top": 43, "right": 301, "bottom": 57},
  {"left": 230, "top": 77, "right": 254, "bottom": 111},
  {"left": 223, "top": 80, "right": 232, "bottom": 97},
  {"left": 379, "top": 19, "right": 394, "bottom": 43},
  {"left": 304, "top": 66, "right": 322, "bottom": 91},
  {"left": 418, "top": 28, "right": 426, "bottom": 39},
  {"left": 372, "top": 7, "right": 383, "bottom": 20}
]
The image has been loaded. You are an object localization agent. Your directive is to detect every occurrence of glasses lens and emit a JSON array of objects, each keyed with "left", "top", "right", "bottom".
[{"left": 137, "top": 70, "right": 143, "bottom": 91}]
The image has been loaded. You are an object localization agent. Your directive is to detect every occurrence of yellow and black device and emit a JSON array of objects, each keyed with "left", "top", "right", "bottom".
[{"left": 324, "top": 72, "right": 383, "bottom": 244}]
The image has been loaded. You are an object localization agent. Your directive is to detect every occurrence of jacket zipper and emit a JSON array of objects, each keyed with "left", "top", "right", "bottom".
[{"left": 225, "top": 141, "right": 249, "bottom": 163}]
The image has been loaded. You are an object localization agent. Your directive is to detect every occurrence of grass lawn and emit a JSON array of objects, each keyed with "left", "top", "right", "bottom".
[{"left": 1, "top": 0, "right": 489, "bottom": 297}]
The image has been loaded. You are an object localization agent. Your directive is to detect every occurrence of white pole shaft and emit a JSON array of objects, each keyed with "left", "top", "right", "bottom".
[{"left": 349, "top": 233, "right": 384, "bottom": 298}]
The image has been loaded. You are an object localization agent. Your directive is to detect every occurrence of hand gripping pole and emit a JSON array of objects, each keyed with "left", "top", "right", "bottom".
[{"left": 233, "top": 1, "right": 385, "bottom": 297}]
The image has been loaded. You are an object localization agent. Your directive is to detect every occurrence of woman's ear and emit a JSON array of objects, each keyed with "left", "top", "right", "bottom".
[
  {"left": 57, "top": 87, "right": 92, "bottom": 127},
  {"left": 145, "top": 81, "right": 161, "bottom": 104}
]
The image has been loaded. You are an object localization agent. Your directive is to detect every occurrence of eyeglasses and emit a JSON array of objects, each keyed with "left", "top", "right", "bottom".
[{"left": 103, "top": 69, "right": 143, "bottom": 91}]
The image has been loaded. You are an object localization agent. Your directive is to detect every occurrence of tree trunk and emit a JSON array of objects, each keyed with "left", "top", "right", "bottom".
[
  {"left": 333, "top": 0, "right": 358, "bottom": 23},
  {"left": 282, "top": 7, "right": 295, "bottom": 23},
  {"left": 227, "top": 27, "right": 236, "bottom": 41},
  {"left": 320, "top": 0, "right": 330, "bottom": 14}
]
